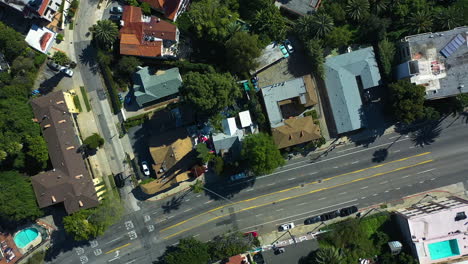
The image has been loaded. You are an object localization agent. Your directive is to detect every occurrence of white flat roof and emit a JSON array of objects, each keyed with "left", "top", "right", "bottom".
[
  {"left": 238, "top": 110, "right": 252, "bottom": 128},
  {"left": 25, "top": 24, "right": 56, "bottom": 54},
  {"left": 222, "top": 117, "right": 238, "bottom": 136}
]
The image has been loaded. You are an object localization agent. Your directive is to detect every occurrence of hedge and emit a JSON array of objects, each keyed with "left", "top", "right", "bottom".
[
  {"left": 123, "top": 113, "right": 149, "bottom": 130},
  {"left": 100, "top": 63, "right": 122, "bottom": 114},
  {"left": 80, "top": 86, "right": 91, "bottom": 111},
  {"left": 73, "top": 95, "right": 82, "bottom": 112}
]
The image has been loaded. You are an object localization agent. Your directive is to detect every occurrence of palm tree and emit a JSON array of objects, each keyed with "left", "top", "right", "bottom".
[
  {"left": 435, "top": 7, "right": 463, "bottom": 30},
  {"left": 407, "top": 10, "right": 433, "bottom": 34},
  {"left": 311, "top": 12, "right": 335, "bottom": 39},
  {"left": 226, "top": 22, "right": 243, "bottom": 38},
  {"left": 89, "top": 20, "right": 119, "bottom": 49},
  {"left": 190, "top": 180, "right": 204, "bottom": 193},
  {"left": 370, "top": 0, "right": 389, "bottom": 13},
  {"left": 296, "top": 15, "right": 315, "bottom": 41},
  {"left": 315, "top": 247, "right": 344, "bottom": 264},
  {"left": 346, "top": 0, "right": 370, "bottom": 21}
]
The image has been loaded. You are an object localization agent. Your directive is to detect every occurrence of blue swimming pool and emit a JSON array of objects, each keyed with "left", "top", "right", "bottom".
[
  {"left": 13, "top": 228, "right": 39, "bottom": 248},
  {"left": 428, "top": 239, "right": 460, "bottom": 260}
]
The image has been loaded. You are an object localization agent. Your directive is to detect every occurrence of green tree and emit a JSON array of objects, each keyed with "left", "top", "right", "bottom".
[
  {"left": 406, "top": 10, "right": 433, "bottom": 34},
  {"left": 196, "top": 143, "right": 213, "bottom": 163},
  {"left": 241, "top": 133, "right": 285, "bottom": 175},
  {"left": 251, "top": 5, "right": 287, "bottom": 42},
  {"left": 305, "top": 39, "right": 325, "bottom": 79},
  {"left": 346, "top": 0, "right": 370, "bottom": 21},
  {"left": 181, "top": 72, "right": 241, "bottom": 115},
  {"left": 358, "top": 14, "right": 390, "bottom": 43},
  {"left": 0, "top": 22, "right": 28, "bottom": 61},
  {"left": 212, "top": 156, "right": 224, "bottom": 175},
  {"left": 325, "top": 26, "right": 353, "bottom": 48},
  {"left": 208, "top": 232, "right": 252, "bottom": 260},
  {"left": 25, "top": 251, "right": 45, "bottom": 264},
  {"left": 323, "top": 2, "right": 346, "bottom": 25},
  {"left": 238, "top": 0, "right": 272, "bottom": 20},
  {"left": 126, "top": 0, "right": 139, "bottom": 7},
  {"left": 315, "top": 247, "right": 345, "bottom": 264},
  {"left": 11, "top": 56, "right": 35, "bottom": 75},
  {"left": 117, "top": 56, "right": 141, "bottom": 78},
  {"left": 52, "top": 51, "right": 71, "bottom": 65},
  {"left": 311, "top": 12, "right": 335, "bottom": 39},
  {"left": 24, "top": 135, "right": 49, "bottom": 171},
  {"left": 83, "top": 133, "right": 105, "bottom": 149},
  {"left": 190, "top": 180, "right": 204, "bottom": 193},
  {"left": 389, "top": 80, "right": 427, "bottom": 124},
  {"left": 162, "top": 237, "right": 210, "bottom": 264},
  {"left": 455, "top": 93, "right": 468, "bottom": 112},
  {"left": 435, "top": 6, "right": 463, "bottom": 31},
  {"left": 89, "top": 20, "right": 119, "bottom": 49},
  {"left": 225, "top": 31, "right": 261, "bottom": 74},
  {"left": 63, "top": 209, "right": 97, "bottom": 240},
  {"left": 140, "top": 2, "right": 151, "bottom": 15},
  {"left": 0, "top": 171, "right": 43, "bottom": 222},
  {"left": 177, "top": 0, "right": 238, "bottom": 44},
  {"left": 378, "top": 38, "right": 396, "bottom": 78},
  {"left": 369, "top": 0, "right": 389, "bottom": 14}
]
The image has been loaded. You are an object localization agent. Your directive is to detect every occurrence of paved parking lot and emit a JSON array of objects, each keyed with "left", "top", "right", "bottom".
[{"left": 33, "top": 61, "right": 74, "bottom": 93}]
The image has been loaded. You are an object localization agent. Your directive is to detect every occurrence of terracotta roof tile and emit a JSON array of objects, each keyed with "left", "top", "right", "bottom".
[{"left": 139, "top": 0, "right": 181, "bottom": 20}]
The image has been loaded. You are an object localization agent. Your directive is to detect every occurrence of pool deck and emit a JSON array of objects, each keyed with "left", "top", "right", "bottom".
[{"left": 0, "top": 232, "right": 23, "bottom": 264}]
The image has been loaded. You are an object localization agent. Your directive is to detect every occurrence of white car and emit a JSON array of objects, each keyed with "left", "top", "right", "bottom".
[
  {"left": 278, "top": 222, "right": 295, "bottom": 231},
  {"left": 60, "top": 67, "right": 74, "bottom": 77},
  {"left": 141, "top": 161, "right": 150, "bottom": 176}
]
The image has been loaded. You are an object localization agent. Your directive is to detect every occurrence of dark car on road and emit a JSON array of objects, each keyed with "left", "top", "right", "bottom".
[
  {"left": 114, "top": 173, "right": 125, "bottom": 188},
  {"left": 340, "top": 206, "right": 358, "bottom": 217},
  {"left": 111, "top": 6, "right": 123, "bottom": 14},
  {"left": 304, "top": 216, "right": 321, "bottom": 225},
  {"left": 320, "top": 210, "right": 340, "bottom": 221}
]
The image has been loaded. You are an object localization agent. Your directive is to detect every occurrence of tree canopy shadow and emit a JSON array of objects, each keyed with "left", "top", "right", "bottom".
[
  {"left": 410, "top": 122, "right": 442, "bottom": 147},
  {"left": 161, "top": 190, "right": 191, "bottom": 214},
  {"left": 372, "top": 148, "right": 389, "bottom": 163},
  {"left": 202, "top": 175, "right": 256, "bottom": 201},
  {"left": 78, "top": 44, "right": 99, "bottom": 74}
]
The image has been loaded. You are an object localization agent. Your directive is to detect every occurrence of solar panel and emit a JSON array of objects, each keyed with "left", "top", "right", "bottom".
[{"left": 440, "top": 34, "right": 466, "bottom": 58}]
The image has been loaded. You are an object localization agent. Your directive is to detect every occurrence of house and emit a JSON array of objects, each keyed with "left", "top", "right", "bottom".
[
  {"left": 138, "top": 0, "right": 189, "bottom": 21},
  {"left": 211, "top": 110, "right": 256, "bottom": 159},
  {"left": 396, "top": 26, "right": 468, "bottom": 100},
  {"left": 324, "top": 47, "right": 382, "bottom": 135},
  {"left": 0, "top": 0, "right": 62, "bottom": 22},
  {"left": 275, "top": 0, "right": 321, "bottom": 16},
  {"left": 133, "top": 67, "right": 182, "bottom": 107},
  {"left": 25, "top": 24, "right": 57, "bottom": 54},
  {"left": 225, "top": 254, "right": 250, "bottom": 264},
  {"left": 30, "top": 91, "right": 100, "bottom": 214},
  {"left": 395, "top": 196, "right": 468, "bottom": 264},
  {"left": 260, "top": 75, "right": 321, "bottom": 149},
  {"left": 120, "top": 5, "right": 179, "bottom": 58}
]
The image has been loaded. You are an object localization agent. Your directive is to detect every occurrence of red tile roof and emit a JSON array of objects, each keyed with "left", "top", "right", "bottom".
[
  {"left": 40, "top": 32, "right": 51, "bottom": 51},
  {"left": 139, "top": 0, "right": 181, "bottom": 20},
  {"left": 37, "top": 0, "right": 50, "bottom": 16},
  {"left": 120, "top": 5, "right": 177, "bottom": 57}
]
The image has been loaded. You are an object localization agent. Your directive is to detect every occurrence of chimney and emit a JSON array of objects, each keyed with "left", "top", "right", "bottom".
[
  {"left": 289, "top": 134, "right": 293, "bottom": 140},
  {"left": 66, "top": 146, "right": 75, "bottom": 150},
  {"left": 56, "top": 100, "right": 64, "bottom": 104},
  {"left": 44, "top": 124, "right": 51, "bottom": 128},
  {"left": 58, "top": 119, "right": 66, "bottom": 123},
  {"left": 51, "top": 196, "right": 56, "bottom": 202},
  {"left": 78, "top": 200, "right": 84, "bottom": 207},
  {"left": 75, "top": 174, "right": 83, "bottom": 179},
  {"left": 157, "top": 18, "right": 160, "bottom": 22},
  {"left": 300, "top": 131, "right": 304, "bottom": 137}
]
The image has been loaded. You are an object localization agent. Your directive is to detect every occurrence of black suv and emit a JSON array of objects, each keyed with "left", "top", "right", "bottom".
[
  {"left": 114, "top": 173, "right": 125, "bottom": 188},
  {"left": 340, "top": 206, "right": 358, "bottom": 217},
  {"left": 320, "top": 210, "right": 340, "bottom": 221},
  {"left": 304, "top": 216, "right": 321, "bottom": 225}
]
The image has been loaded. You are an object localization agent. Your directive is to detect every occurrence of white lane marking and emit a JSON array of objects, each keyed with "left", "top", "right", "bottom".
[
  {"left": 385, "top": 190, "right": 390, "bottom": 193},
  {"left": 259, "top": 138, "right": 412, "bottom": 178},
  {"left": 360, "top": 186, "right": 369, "bottom": 190},
  {"left": 373, "top": 194, "right": 378, "bottom": 196},
  {"left": 393, "top": 150, "right": 401, "bottom": 153},
  {"left": 152, "top": 211, "right": 158, "bottom": 215},
  {"left": 267, "top": 183, "right": 276, "bottom": 186},
  {"left": 172, "top": 242, "right": 179, "bottom": 246},
  {"left": 90, "top": 240, "right": 98, "bottom": 248},
  {"left": 361, "top": 197, "right": 366, "bottom": 199},
  {"left": 204, "top": 200, "right": 213, "bottom": 204},
  {"left": 409, "top": 146, "right": 415, "bottom": 149},
  {"left": 144, "top": 215, "right": 150, "bottom": 222},
  {"left": 196, "top": 195, "right": 201, "bottom": 198},
  {"left": 401, "top": 175, "right": 410, "bottom": 179},
  {"left": 309, "top": 172, "right": 318, "bottom": 175},
  {"left": 395, "top": 187, "right": 401, "bottom": 190},
  {"left": 419, "top": 181, "right": 425, "bottom": 184},
  {"left": 105, "top": 237, "right": 121, "bottom": 244},
  {"left": 255, "top": 214, "right": 263, "bottom": 217},
  {"left": 336, "top": 137, "right": 410, "bottom": 154},
  {"left": 430, "top": 178, "right": 436, "bottom": 181},
  {"left": 193, "top": 234, "right": 200, "bottom": 237},
  {"left": 297, "top": 202, "right": 307, "bottom": 206},
  {"left": 168, "top": 215, "right": 174, "bottom": 219},
  {"left": 338, "top": 192, "right": 347, "bottom": 195},
  {"left": 333, "top": 166, "right": 339, "bottom": 169},
  {"left": 417, "top": 168, "right": 436, "bottom": 175},
  {"left": 128, "top": 231, "right": 137, "bottom": 240},
  {"left": 351, "top": 161, "right": 359, "bottom": 164},
  {"left": 318, "top": 197, "right": 326, "bottom": 200},
  {"left": 389, "top": 135, "right": 400, "bottom": 139},
  {"left": 241, "top": 200, "right": 358, "bottom": 231},
  {"left": 183, "top": 208, "right": 192, "bottom": 213},
  {"left": 246, "top": 189, "right": 255, "bottom": 192},
  {"left": 381, "top": 181, "right": 388, "bottom": 184},
  {"left": 185, "top": 199, "right": 191, "bottom": 202},
  {"left": 125, "top": 260, "right": 137, "bottom": 264},
  {"left": 94, "top": 249, "right": 102, "bottom": 256},
  {"left": 288, "top": 178, "right": 296, "bottom": 181},
  {"left": 124, "top": 221, "right": 134, "bottom": 230},
  {"left": 276, "top": 209, "right": 284, "bottom": 212},
  {"left": 408, "top": 184, "right": 412, "bottom": 187}
]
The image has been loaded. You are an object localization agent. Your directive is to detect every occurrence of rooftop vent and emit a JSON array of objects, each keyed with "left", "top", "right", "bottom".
[
  {"left": 78, "top": 200, "right": 83, "bottom": 207},
  {"left": 58, "top": 119, "right": 66, "bottom": 123},
  {"left": 56, "top": 100, "right": 64, "bottom": 104},
  {"left": 66, "top": 146, "right": 75, "bottom": 150},
  {"left": 51, "top": 196, "right": 56, "bottom": 202},
  {"left": 75, "top": 174, "right": 83, "bottom": 179},
  {"left": 44, "top": 124, "right": 51, "bottom": 128}
]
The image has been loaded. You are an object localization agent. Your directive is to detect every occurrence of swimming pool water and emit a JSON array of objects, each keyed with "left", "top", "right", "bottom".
[
  {"left": 428, "top": 239, "right": 460, "bottom": 260},
  {"left": 13, "top": 228, "right": 39, "bottom": 248}
]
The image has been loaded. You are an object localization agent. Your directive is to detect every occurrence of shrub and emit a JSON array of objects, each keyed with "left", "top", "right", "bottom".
[
  {"left": 140, "top": 178, "right": 155, "bottom": 184},
  {"left": 33, "top": 53, "right": 47, "bottom": 67},
  {"left": 212, "top": 156, "right": 224, "bottom": 175},
  {"left": 56, "top": 33, "right": 64, "bottom": 42},
  {"left": 52, "top": 51, "right": 70, "bottom": 65},
  {"left": 80, "top": 86, "right": 91, "bottom": 111},
  {"left": 100, "top": 63, "right": 122, "bottom": 114},
  {"left": 304, "top": 109, "right": 318, "bottom": 119},
  {"left": 123, "top": 113, "right": 149, "bottom": 130},
  {"left": 83, "top": 133, "right": 104, "bottom": 149}
]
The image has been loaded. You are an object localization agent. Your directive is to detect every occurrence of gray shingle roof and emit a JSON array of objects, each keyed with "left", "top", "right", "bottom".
[
  {"left": 133, "top": 67, "right": 182, "bottom": 107},
  {"left": 324, "top": 47, "right": 381, "bottom": 134}
]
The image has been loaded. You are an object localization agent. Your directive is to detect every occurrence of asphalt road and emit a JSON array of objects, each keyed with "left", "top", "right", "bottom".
[{"left": 46, "top": 113, "right": 468, "bottom": 264}]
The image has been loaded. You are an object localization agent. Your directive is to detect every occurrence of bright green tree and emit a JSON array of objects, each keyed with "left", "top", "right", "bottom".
[
  {"left": 0, "top": 22, "right": 28, "bottom": 61},
  {"left": 52, "top": 51, "right": 70, "bottom": 65},
  {"left": 241, "top": 133, "right": 285, "bottom": 175},
  {"left": 315, "top": 247, "right": 345, "bottom": 264},
  {"left": 251, "top": 5, "right": 287, "bottom": 42},
  {"left": 346, "top": 0, "right": 370, "bottom": 21},
  {"left": 389, "top": 80, "right": 427, "bottom": 124},
  {"left": 225, "top": 31, "right": 261, "bottom": 74},
  {"left": 83, "top": 133, "right": 105, "bottom": 149},
  {"left": 190, "top": 180, "right": 204, "bottom": 193},
  {"left": 162, "top": 237, "right": 210, "bottom": 264},
  {"left": 117, "top": 56, "right": 141, "bottom": 78},
  {"left": 181, "top": 72, "right": 241, "bottom": 115},
  {"left": 24, "top": 135, "right": 49, "bottom": 171},
  {"left": 140, "top": 2, "right": 151, "bottom": 15},
  {"left": 89, "top": 20, "right": 119, "bottom": 49},
  {"left": 378, "top": 38, "right": 396, "bottom": 78},
  {"left": 196, "top": 143, "right": 213, "bottom": 163},
  {"left": 0, "top": 171, "right": 43, "bottom": 222},
  {"left": 455, "top": 94, "right": 468, "bottom": 112},
  {"left": 325, "top": 26, "right": 353, "bottom": 48}
]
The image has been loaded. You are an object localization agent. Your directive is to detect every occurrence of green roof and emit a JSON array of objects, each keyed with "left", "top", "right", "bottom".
[
  {"left": 133, "top": 67, "right": 182, "bottom": 107},
  {"left": 324, "top": 47, "right": 381, "bottom": 134}
]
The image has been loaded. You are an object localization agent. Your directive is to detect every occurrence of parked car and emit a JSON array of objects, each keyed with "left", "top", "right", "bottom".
[
  {"left": 47, "top": 60, "right": 60, "bottom": 71},
  {"left": 111, "top": 6, "right": 123, "bottom": 14},
  {"left": 340, "top": 206, "right": 358, "bottom": 217},
  {"left": 118, "top": 93, "right": 124, "bottom": 103},
  {"left": 320, "top": 210, "right": 340, "bottom": 221},
  {"left": 229, "top": 172, "right": 247, "bottom": 182},
  {"left": 141, "top": 161, "right": 150, "bottom": 176},
  {"left": 109, "top": 15, "right": 122, "bottom": 21},
  {"left": 125, "top": 94, "right": 132, "bottom": 105},
  {"left": 244, "top": 231, "right": 258, "bottom": 238},
  {"left": 279, "top": 45, "right": 289, "bottom": 58},
  {"left": 304, "top": 216, "right": 321, "bottom": 225},
  {"left": 284, "top": 39, "right": 294, "bottom": 53},
  {"left": 60, "top": 66, "right": 74, "bottom": 77},
  {"left": 278, "top": 222, "right": 295, "bottom": 231},
  {"left": 274, "top": 247, "right": 285, "bottom": 255},
  {"left": 114, "top": 173, "right": 125, "bottom": 188}
]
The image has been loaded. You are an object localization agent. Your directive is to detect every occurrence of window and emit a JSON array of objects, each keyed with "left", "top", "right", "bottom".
[{"left": 455, "top": 212, "right": 467, "bottom": 221}]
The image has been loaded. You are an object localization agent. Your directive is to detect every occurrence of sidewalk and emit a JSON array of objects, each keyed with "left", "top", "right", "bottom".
[{"left": 258, "top": 182, "right": 468, "bottom": 248}]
